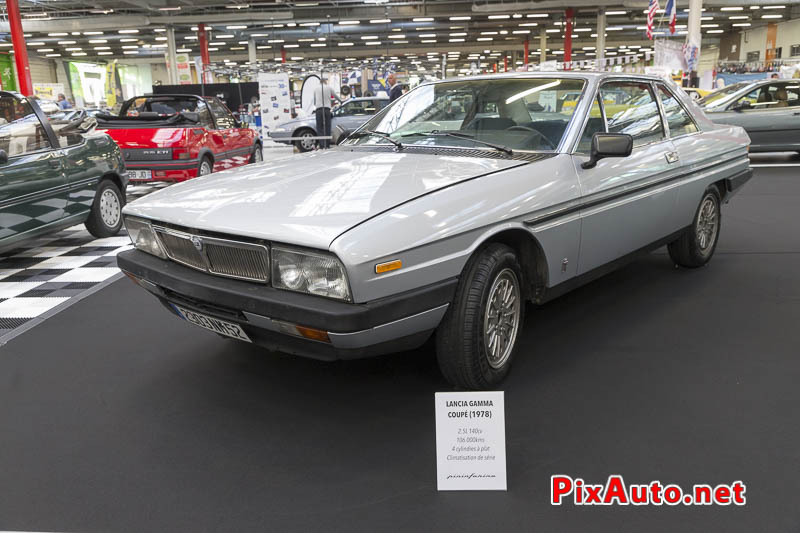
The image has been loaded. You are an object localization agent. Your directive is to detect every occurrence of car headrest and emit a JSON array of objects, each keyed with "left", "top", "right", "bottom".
[{"left": 775, "top": 88, "right": 788, "bottom": 101}]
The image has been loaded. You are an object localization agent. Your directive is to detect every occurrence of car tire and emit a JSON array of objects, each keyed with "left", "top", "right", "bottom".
[
  {"left": 198, "top": 156, "right": 213, "bottom": 176},
  {"left": 668, "top": 186, "right": 722, "bottom": 268},
  {"left": 249, "top": 144, "right": 263, "bottom": 164},
  {"left": 85, "top": 179, "right": 125, "bottom": 238},
  {"left": 435, "top": 243, "right": 525, "bottom": 390},
  {"left": 294, "top": 129, "right": 317, "bottom": 152}
]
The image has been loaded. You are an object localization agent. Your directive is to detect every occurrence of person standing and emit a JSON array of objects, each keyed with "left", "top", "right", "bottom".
[
  {"left": 312, "top": 75, "right": 341, "bottom": 149},
  {"left": 387, "top": 73, "right": 403, "bottom": 102},
  {"left": 57, "top": 94, "right": 72, "bottom": 110}
]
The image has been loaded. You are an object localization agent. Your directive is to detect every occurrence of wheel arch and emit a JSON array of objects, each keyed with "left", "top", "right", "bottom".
[
  {"left": 473, "top": 227, "right": 549, "bottom": 302},
  {"left": 197, "top": 148, "right": 215, "bottom": 164},
  {"left": 293, "top": 125, "right": 317, "bottom": 137},
  {"left": 100, "top": 171, "right": 125, "bottom": 197}
]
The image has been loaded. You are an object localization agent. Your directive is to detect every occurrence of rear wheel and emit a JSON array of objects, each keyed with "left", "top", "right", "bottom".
[
  {"left": 435, "top": 243, "right": 525, "bottom": 389},
  {"left": 294, "top": 129, "right": 317, "bottom": 152},
  {"left": 250, "top": 144, "right": 263, "bottom": 163},
  {"left": 85, "top": 179, "right": 125, "bottom": 238},
  {"left": 198, "top": 156, "right": 213, "bottom": 176},
  {"left": 668, "top": 186, "right": 722, "bottom": 268}
]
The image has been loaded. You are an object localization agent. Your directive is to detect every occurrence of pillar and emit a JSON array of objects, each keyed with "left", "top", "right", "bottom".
[
  {"left": 6, "top": 0, "right": 32, "bottom": 96},
  {"left": 596, "top": 9, "right": 606, "bottom": 69},
  {"left": 198, "top": 23, "right": 211, "bottom": 84},
  {"left": 564, "top": 8, "right": 575, "bottom": 68},
  {"left": 539, "top": 28, "right": 547, "bottom": 64},
  {"left": 687, "top": 0, "right": 702, "bottom": 86},
  {"left": 524, "top": 39, "right": 529, "bottom": 66},
  {"left": 248, "top": 37, "right": 257, "bottom": 65},
  {"left": 166, "top": 27, "right": 178, "bottom": 85}
]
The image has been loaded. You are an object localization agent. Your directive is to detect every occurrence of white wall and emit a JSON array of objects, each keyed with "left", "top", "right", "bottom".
[
  {"left": 738, "top": 18, "right": 800, "bottom": 61},
  {"left": 739, "top": 25, "right": 768, "bottom": 62},
  {"left": 775, "top": 18, "right": 800, "bottom": 58},
  {"left": 150, "top": 63, "right": 170, "bottom": 86}
]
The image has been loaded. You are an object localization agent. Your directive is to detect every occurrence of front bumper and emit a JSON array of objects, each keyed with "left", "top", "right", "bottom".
[{"left": 117, "top": 249, "right": 456, "bottom": 360}]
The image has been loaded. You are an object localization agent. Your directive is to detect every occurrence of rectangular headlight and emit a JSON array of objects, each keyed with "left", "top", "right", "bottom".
[
  {"left": 123, "top": 215, "right": 167, "bottom": 259},
  {"left": 272, "top": 246, "right": 351, "bottom": 301}
]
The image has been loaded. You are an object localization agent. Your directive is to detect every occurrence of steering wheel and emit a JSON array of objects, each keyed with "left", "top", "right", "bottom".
[{"left": 505, "top": 125, "right": 555, "bottom": 150}]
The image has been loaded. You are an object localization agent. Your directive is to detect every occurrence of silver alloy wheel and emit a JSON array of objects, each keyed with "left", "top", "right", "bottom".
[
  {"left": 299, "top": 131, "right": 316, "bottom": 151},
  {"left": 199, "top": 159, "right": 212, "bottom": 176},
  {"left": 253, "top": 146, "right": 263, "bottom": 162},
  {"left": 695, "top": 194, "right": 718, "bottom": 254},
  {"left": 99, "top": 188, "right": 120, "bottom": 228},
  {"left": 483, "top": 268, "right": 521, "bottom": 369}
]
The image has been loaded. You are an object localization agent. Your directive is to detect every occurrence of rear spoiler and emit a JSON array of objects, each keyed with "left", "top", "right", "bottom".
[{"left": 96, "top": 111, "right": 200, "bottom": 129}]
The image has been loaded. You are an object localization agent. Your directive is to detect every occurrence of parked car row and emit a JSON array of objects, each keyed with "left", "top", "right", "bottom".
[{"left": 0, "top": 92, "right": 263, "bottom": 251}]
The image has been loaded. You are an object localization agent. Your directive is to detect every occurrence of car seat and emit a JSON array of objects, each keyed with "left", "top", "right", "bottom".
[{"left": 774, "top": 88, "right": 789, "bottom": 107}]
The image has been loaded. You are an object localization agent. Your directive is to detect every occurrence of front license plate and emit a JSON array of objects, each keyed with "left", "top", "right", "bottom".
[
  {"left": 171, "top": 304, "right": 252, "bottom": 342},
  {"left": 127, "top": 170, "right": 152, "bottom": 180}
]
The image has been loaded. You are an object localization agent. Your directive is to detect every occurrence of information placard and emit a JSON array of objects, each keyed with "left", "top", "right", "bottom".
[{"left": 435, "top": 391, "right": 506, "bottom": 491}]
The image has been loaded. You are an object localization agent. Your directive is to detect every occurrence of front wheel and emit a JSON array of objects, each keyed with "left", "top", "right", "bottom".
[
  {"left": 294, "top": 129, "right": 317, "bottom": 152},
  {"left": 435, "top": 243, "right": 525, "bottom": 389},
  {"left": 249, "top": 144, "right": 263, "bottom": 163},
  {"left": 85, "top": 179, "right": 125, "bottom": 238},
  {"left": 668, "top": 186, "right": 722, "bottom": 268}
]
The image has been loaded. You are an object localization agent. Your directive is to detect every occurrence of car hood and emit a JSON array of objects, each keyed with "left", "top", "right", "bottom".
[{"left": 124, "top": 149, "right": 527, "bottom": 249}]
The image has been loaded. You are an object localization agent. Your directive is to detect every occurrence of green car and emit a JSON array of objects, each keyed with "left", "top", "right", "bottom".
[{"left": 0, "top": 91, "right": 127, "bottom": 252}]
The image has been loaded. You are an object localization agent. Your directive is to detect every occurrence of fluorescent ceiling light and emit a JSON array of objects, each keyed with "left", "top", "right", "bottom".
[
  {"left": 370, "top": 19, "right": 391, "bottom": 23},
  {"left": 421, "top": 39, "right": 437, "bottom": 43},
  {"left": 545, "top": 29, "right": 560, "bottom": 33},
  {"left": 339, "top": 20, "right": 359, "bottom": 25},
  {"left": 338, "top": 42, "right": 354, "bottom": 46},
  {"left": 488, "top": 15, "right": 510, "bottom": 19},
  {"left": 419, "top": 33, "right": 436, "bottom": 37},
  {"left": 361, "top": 35, "right": 379, "bottom": 39},
  {"left": 366, "top": 41, "right": 381, "bottom": 45},
  {"left": 388, "top": 34, "right": 406, "bottom": 38},
  {"left": 732, "top": 22, "right": 751, "bottom": 26},
  {"left": 119, "top": 29, "right": 139, "bottom": 33},
  {"left": 177, "top": 48, "right": 191, "bottom": 52},
  {"left": 450, "top": 32, "right": 467, "bottom": 36},
  {"left": 513, "top": 30, "right": 530, "bottom": 34},
  {"left": 706, "top": 29, "right": 724, "bottom": 33},
  {"left": 413, "top": 17, "right": 434, "bottom": 22},
  {"left": 527, "top": 13, "right": 548, "bottom": 18},
  {"left": 761, "top": 14, "right": 782, "bottom": 17},
  {"left": 450, "top": 16, "right": 471, "bottom": 20},
  {"left": 477, "top": 37, "right": 493, "bottom": 41},
  {"left": 159, "top": 6, "right": 181, "bottom": 10},
  {"left": 46, "top": 53, "right": 62, "bottom": 57},
  {"left": 310, "top": 43, "right": 326, "bottom": 47},
  {"left": 300, "top": 22, "right": 320, "bottom": 27},
  {"left": 57, "top": 40, "right": 77, "bottom": 45},
  {"left": 728, "top": 15, "right": 748, "bottom": 19},
  {"left": 763, "top": 5, "right": 786, "bottom": 8},
  {"left": 83, "top": 31, "right": 104, "bottom": 35},
  {"left": 48, "top": 32, "right": 68, "bottom": 36},
  {"left": 449, "top": 38, "right": 465, "bottom": 42},
  {"left": 227, "top": 25, "right": 247, "bottom": 29},
  {"left": 606, "top": 10, "right": 626, "bottom": 15},
  {"left": 28, "top": 42, "right": 46, "bottom": 46},
  {"left": 606, "top": 26, "right": 623, "bottom": 30},
  {"left": 720, "top": 6, "right": 743, "bottom": 11},
  {"left": 283, "top": 44, "right": 299, "bottom": 48},
  {"left": 98, "top": 52, "right": 113, "bottom": 55},
  {"left": 226, "top": 4, "right": 249, "bottom": 8}
]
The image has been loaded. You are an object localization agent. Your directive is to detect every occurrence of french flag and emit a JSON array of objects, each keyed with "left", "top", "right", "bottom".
[{"left": 665, "top": 0, "right": 677, "bottom": 34}]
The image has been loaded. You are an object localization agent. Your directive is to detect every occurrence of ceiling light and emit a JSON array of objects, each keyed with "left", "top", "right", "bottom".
[
  {"left": 701, "top": 23, "right": 719, "bottom": 27},
  {"left": 226, "top": 4, "right": 250, "bottom": 8},
  {"left": 339, "top": 20, "right": 359, "bottom": 25},
  {"left": 706, "top": 29, "right": 724, "bottom": 33},
  {"left": 701, "top": 16, "right": 714, "bottom": 20},
  {"left": 519, "top": 23, "right": 538, "bottom": 27},
  {"left": 419, "top": 33, "right": 436, "bottom": 37},
  {"left": 207, "top": 47, "right": 218, "bottom": 51},
  {"left": 89, "top": 39, "right": 108, "bottom": 44},
  {"left": 449, "top": 38, "right": 465, "bottom": 42},
  {"left": 388, "top": 34, "right": 406, "bottom": 38},
  {"left": 762, "top": 14, "right": 782, "bottom": 17},
  {"left": 720, "top": 6, "right": 743, "bottom": 11},
  {"left": 300, "top": 22, "right": 320, "bottom": 26},
  {"left": 48, "top": 32, "right": 68, "bottom": 37},
  {"left": 268, "top": 39, "right": 284, "bottom": 43},
  {"left": 65, "top": 47, "right": 82, "bottom": 51},
  {"left": 123, "top": 50, "right": 138, "bottom": 54},
  {"left": 230, "top": 46, "right": 245, "bottom": 50},
  {"left": 120, "top": 38, "right": 137, "bottom": 42},
  {"left": 450, "top": 16, "right": 471, "bottom": 20},
  {"left": 283, "top": 44, "right": 299, "bottom": 48},
  {"left": 366, "top": 41, "right": 381, "bottom": 45},
  {"left": 413, "top": 17, "right": 434, "bottom": 22},
  {"left": 83, "top": 31, "right": 104, "bottom": 35},
  {"left": 732, "top": 22, "right": 752, "bottom": 26},
  {"left": 155, "top": 36, "right": 167, "bottom": 41},
  {"left": 763, "top": 5, "right": 786, "bottom": 8},
  {"left": 338, "top": 42, "right": 354, "bottom": 46},
  {"left": 361, "top": 35, "right": 379, "bottom": 39},
  {"left": 481, "top": 31, "right": 498, "bottom": 35},
  {"left": 450, "top": 32, "right": 467, "bottom": 36},
  {"left": 158, "top": 6, "right": 181, "bottom": 11},
  {"left": 46, "top": 53, "right": 62, "bottom": 57},
  {"left": 421, "top": 39, "right": 437, "bottom": 43},
  {"left": 477, "top": 37, "right": 493, "bottom": 41},
  {"left": 122, "top": 45, "right": 138, "bottom": 49},
  {"left": 527, "top": 13, "right": 548, "bottom": 18},
  {"left": 98, "top": 52, "right": 113, "bottom": 55},
  {"left": 216, "top": 34, "right": 234, "bottom": 38},
  {"left": 606, "top": 26, "right": 623, "bottom": 30},
  {"left": 28, "top": 41, "right": 45, "bottom": 46},
  {"left": 93, "top": 46, "right": 110, "bottom": 50},
  {"left": 310, "top": 43, "right": 326, "bottom": 47},
  {"left": 574, "top": 28, "right": 592, "bottom": 32},
  {"left": 210, "top": 41, "right": 225, "bottom": 46},
  {"left": 57, "top": 40, "right": 77, "bottom": 45},
  {"left": 177, "top": 48, "right": 191, "bottom": 52},
  {"left": 370, "top": 19, "right": 391, "bottom": 23},
  {"left": 606, "top": 10, "right": 626, "bottom": 15},
  {"left": 119, "top": 29, "right": 139, "bottom": 34},
  {"left": 488, "top": 15, "right": 510, "bottom": 19},
  {"left": 545, "top": 29, "right": 560, "bottom": 33},
  {"left": 227, "top": 25, "right": 247, "bottom": 29}
]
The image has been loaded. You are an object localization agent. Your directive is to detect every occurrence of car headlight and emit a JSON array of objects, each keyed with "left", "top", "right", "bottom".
[
  {"left": 272, "top": 246, "right": 351, "bottom": 301},
  {"left": 123, "top": 216, "right": 167, "bottom": 259}
]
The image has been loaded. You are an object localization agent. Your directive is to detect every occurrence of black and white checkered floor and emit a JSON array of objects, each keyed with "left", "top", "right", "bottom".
[{"left": 0, "top": 183, "right": 163, "bottom": 342}]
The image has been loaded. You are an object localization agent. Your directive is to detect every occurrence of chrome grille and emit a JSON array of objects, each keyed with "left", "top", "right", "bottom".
[
  {"left": 155, "top": 229, "right": 206, "bottom": 270},
  {"left": 153, "top": 227, "right": 270, "bottom": 283}
]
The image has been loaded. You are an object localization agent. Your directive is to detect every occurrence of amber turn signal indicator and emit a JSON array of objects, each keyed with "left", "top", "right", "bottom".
[
  {"left": 375, "top": 260, "right": 402, "bottom": 274},
  {"left": 295, "top": 325, "right": 331, "bottom": 343}
]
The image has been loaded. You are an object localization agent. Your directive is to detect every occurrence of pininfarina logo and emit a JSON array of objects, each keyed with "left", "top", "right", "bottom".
[{"left": 191, "top": 236, "right": 203, "bottom": 251}]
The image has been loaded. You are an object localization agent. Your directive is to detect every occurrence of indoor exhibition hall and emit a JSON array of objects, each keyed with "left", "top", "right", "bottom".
[{"left": 0, "top": 0, "right": 798, "bottom": 531}]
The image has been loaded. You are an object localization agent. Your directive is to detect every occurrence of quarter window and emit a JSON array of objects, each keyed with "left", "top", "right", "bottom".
[
  {"left": 599, "top": 81, "right": 665, "bottom": 148},
  {"left": 0, "top": 96, "right": 52, "bottom": 156},
  {"left": 656, "top": 85, "right": 698, "bottom": 137}
]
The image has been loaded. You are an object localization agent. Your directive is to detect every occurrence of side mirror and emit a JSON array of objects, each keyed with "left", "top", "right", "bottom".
[
  {"left": 0, "top": 149, "right": 7, "bottom": 164},
  {"left": 581, "top": 133, "right": 633, "bottom": 169}
]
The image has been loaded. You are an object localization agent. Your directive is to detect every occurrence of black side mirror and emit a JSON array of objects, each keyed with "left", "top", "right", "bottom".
[
  {"left": 733, "top": 101, "right": 751, "bottom": 112},
  {"left": 0, "top": 149, "right": 7, "bottom": 164},
  {"left": 581, "top": 133, "right": 633, "bottom": 169}
]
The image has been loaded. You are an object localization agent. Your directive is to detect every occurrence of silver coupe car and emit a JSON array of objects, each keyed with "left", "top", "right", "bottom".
[
  {"left": 699, "top": 78, "right": 800, "bottom": 153},
  {"left": 118, "top": 72, "right": 752, "bottom": 389}
]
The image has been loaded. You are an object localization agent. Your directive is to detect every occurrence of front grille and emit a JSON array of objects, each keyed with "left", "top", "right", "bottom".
[{"left": 153, "top": 227, "right": 270, "bottom": 283}]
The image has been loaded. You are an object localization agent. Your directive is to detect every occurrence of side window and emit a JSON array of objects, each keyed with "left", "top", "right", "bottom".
[
  {"left": 207, "top": 99, "right": 235, "bottom": 129},
  {"left": 0, "top": 96, "right": 52, "bottom": 156},
  {"left": 195, "top": 101, "right": 215, "bottom": 128},
  {"left": 656, "top": 85, "right": 698, "bottom": 137},
  {"left": 600, "top": 81, "right": 665, "bottom": 148},
  {"left": 578, "top": 96, "right": 605, "bottom": 153}
]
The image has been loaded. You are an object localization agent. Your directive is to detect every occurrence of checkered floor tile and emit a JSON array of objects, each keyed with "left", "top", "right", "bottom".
[
  {"left": 0, "top": 224, "right": 134, "bottom": 339},
  {"left": 0, "top": 184, "right": 163, "bottom": 341}
]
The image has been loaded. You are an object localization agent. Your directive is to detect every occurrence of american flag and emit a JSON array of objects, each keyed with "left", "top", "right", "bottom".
[
  {"left": 646, "top": 0, "right": 660, "bottom": 40},
  {"left": 665, "top": 0, "right": 677, "bottom": 34}
]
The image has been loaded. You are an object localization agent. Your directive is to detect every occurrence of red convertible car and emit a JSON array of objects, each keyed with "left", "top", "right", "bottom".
[{"left": 96, "top": 94, "right": 262, "bottom": 183}]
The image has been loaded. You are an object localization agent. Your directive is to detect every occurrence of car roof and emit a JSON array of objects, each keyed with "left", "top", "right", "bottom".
[{"left": 430, "top": 71, "right": 670, "bottom": 83}]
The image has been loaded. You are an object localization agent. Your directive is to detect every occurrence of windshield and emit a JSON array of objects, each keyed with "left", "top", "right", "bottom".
[
  {"left": 344, "top": 77, "right": 586, "bottom": 152},
  {"left": 699, "top": 82, "right": 751, "bottom": 109}
]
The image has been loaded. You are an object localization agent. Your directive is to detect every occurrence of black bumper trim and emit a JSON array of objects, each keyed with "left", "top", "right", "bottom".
[
  {"left": 117, "top": 249, "right": 458, "bottom": 333},
  {"left": 725, "top": 167, "right": 753, "bottom": 194}
]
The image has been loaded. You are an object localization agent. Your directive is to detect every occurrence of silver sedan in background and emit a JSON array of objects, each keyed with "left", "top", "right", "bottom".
[{"left": 700, "top": 79, "right": 800, "bottom": 153}]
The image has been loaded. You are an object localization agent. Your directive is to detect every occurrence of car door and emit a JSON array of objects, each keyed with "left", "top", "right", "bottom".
[
  {"left": 0, "top": 93, "right": 67, "bottom": 241},
  {"left": 207, "top": 98, "right": 249, "bottom": 169},
  {"left": 332, "top": 100, "right": 367, "bottom": 132},
  {"left": 572, "top": 80, "right": 682, "bottom": 275}
]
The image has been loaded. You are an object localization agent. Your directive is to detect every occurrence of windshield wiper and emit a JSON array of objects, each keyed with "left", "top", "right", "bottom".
[
  {"left": 399, "top": 130, "right": 513, "bottom": 155},
  {"left": 350, "top": 130, "right": 403, "bottom": 149}
]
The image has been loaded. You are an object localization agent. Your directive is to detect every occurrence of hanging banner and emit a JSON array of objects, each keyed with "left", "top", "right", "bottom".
[
  {"left": 175, "top": 52, "right": 192, "bottom": 85},
  {"left": 258, "top": 72, "right": 292, "bottom": 138},
  {"left": 0, "top": 55, "right": 17, "bottom": 91},
  {"left": 655, "top": 39, "right": 687, "bottom": 72},
  {"left": 104, "top": 62, "right": 118, "bottom": 108},
  {"left": 33, "top": 83, "right": 64, "bottom": 101}
]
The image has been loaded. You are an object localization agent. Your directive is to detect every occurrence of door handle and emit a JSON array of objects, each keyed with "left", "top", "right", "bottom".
[{"left": 665, "top": 151, "right": 680, "bottom": 164}]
